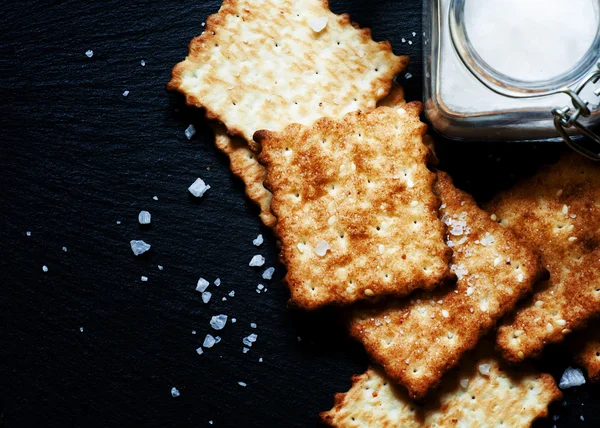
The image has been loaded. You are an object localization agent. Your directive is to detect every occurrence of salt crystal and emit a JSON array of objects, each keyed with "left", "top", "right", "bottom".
[
  {"left": 141, "top": 276, "right": 148, "bottom": 282},
  {"left": 222, "top": 297, "right": 227, "bottom": 301},
  {"left": 309, "top": 17, "right": 328, "bottom": 32},
  {"left": 130, "top": 240, "right": 151, "bottom": 256},
  {"left": 85, "top": 49, "right": 94, "bottom": 58},
  {"left": 203, "top": 334, "right": 216, "bottom": 348},
  {"left": 441, "top": 309, "right": 449, "bottom": 318},
  {"left": 408, "top": 40, "right": 413, "bottom": 45},
  {"left": 405, "top": 72, "right": 413, "bottom": 80},
  {"left": 79, "top": 327, "right": 84, "bottom": 332},
  {"left": 116, "top": 220, "right": 121, "bottom": 224},
  {"left": 402, "top": 38, "right": 406, "bottom": 43},
  {"left": 171, "top": 387, "right": 180, "bottom": 397},
  {"left": 196, "top": 347, "right": 203, "bottom": 355},
  {"left": 558, "top": 367, "right": 586, "bottom": 389},
  {"left": 188, "top": 177, "right": 210, "bottom": 197},
  {"left": 517, "top": 273, "right": 524, "bottom": 282},
  {"left": 412, "top": 32, "right": 417, "bottom": 37},
  {"left": 140, "top": 59, "right": 146, "bottom": 67},
  {"left": 42, "top": 265, "right": 48, "bottom": 272},
  {"left": 315, "top": 240, "right": 331, "bottom": 256},
  {"left": 253, "top": 234, "right": 264, "bottom": 246},
  {"left": 185, "top": 124, "right": 196, "bottom": 140},
  {"left": 196, "top": 278, "right": 210, "bottom": 292},
  {"left": 238, "top": 381, "right": 247, "bottom": 387},
  {"left": 152, "top": 196, "right": 158, "bottom": 201},
  {"left": 158, "top": 265, "right": 163, "bottom": 270},
  {"left": 460, "top": 378, "right": 469, "bottom": 389},
  {"left": 202, "top": 292, "right": 212, "bottom": 303},
  {"left": 26, "top": 231, "right": 31, "bottom": 236},
  {"left": 479, "top": 232, "right": 495, "bottom": 246},
  {"left": 242, "top": 333, "right": 258, "bottom": 347},
  {"left": 249, "top": 255, "right": 265, "bottom": 267},
  {"left": 259, "top": 357, "right": 263, "bottom": 362},
  {"left": 478, "top": 363, "right": 491, "bottom": 376},
  {"left": 122, "top": 90, "right": 129, "bottom": 97},
  {"left": 192, "top": 330, "right": 196, "bottom": 334},
  {"left": 138, "top": 210, "right": 151, "bottom": 225},
  {"left": 210, "top": 314, "right": 228, "bottom": 330},
  {"left": 62, "top": 247, "right": 67, "bottom": 252},
  {"left": 262, "top": 267, "right": 275, "bottom": 280},
  {"left": 214, "top": 336, "right": 221, "bottom": 344},
  {"left": 231, "top": 318, "right": 237, "bottom": 323},
  {"left": 214, "top": 278, "right": 221, "bottom": 286},
  {"left": 250, "top": 323, "right": 257, "bottom": 328},
  {"left": 243, "top": 347, "right": 250, "bottom": 353},
  {"left": 257, "top": 284, "right": 264, "bottom": 290}
]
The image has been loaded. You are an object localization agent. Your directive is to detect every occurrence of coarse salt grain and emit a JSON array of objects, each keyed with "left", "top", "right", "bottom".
[
  {"left": 210, "top": 314, "right": 228, "bottom": 330},
  {"left": 441, "top": 309, "right": 449, "bottom": 318},
  {"left": 238, "top": 381, "right": 247, "bottom": 387},
  {"left": 242, "top": 333, "right": 258, "bottom": 347},
  {"left": 214, "top": 278, "right": 221, "bottom": 286},
  {"left": 558, "top": 367, "right": 586, "bottom": 389},
  {"left": 140, "top": 59, "right": 146, "bottom": 66},
  {"left": 231, "top": 318, "right": 236, "bottom": 323},
  {"left": 153, "top": 196, "right": 158, "bottom": 201},
  {"left": 171, "top": 387, "right": 180, "bottom": 397},
  {"left": 253, "top": 234, "right": 264, "bottom": 246},
  {"left": 130, "top": 240, "right": 151, "bottom": 256},
  {"left": 188, "top": 178, "right": 210, "bottom": 197},
  {"left": 185, "top": 124, "right": 196, "bottom": 140},
  {"left": 158, "top": 265, "right": 163, "bottom": 270},
  {"left": 138, "top": 210, "right": 151, "bottom": 225},
  {"left": 42, "top": 265, "right": 49, "bottom": 272},
  {"left": 315, "top": 240, "right": 331, "bottom": 256},
  {"left": 228, "top": 291, "right": 235, "bottom": 297},
  {"left": 196, "top": 277, "right": 210, "bottom": 292},
  {"left": 249, "top": 255, "right": 265, "bottom": 267},
  {"left": 203, "top": 334, "right": 216, "bottom": 348},
  {"left": 309, "top": 17, "right": 328, "bottom": 32},
  {"left": 85, "top": 50, "right": 94, "bottom": 58},
  {"left": 196, "top": 347, "right": 203, "bottom": 355},
  {"left": 123, "top": 90, "right": 129, "bottom": 97},
  {"left": 250, "top": 323, "right": 257, "bottom": 328},
  {"left": 26, "top": 231, "right": 31, "bottom": 236},
  {"left": 62, "top": 247, "right": 67, "bottom": 252},
  {"left": 478, "top": 363, "right": 491, "bottom": 376},
  {"left": 202, "top": 292, "right": 212, "bottom": 303},
  {"left": 79, "top": 327, "right": 84, "bottom": 332},
  {"left": 141, "top": 276, "right": 148, "bottom": 282},
  {"left": 262, "top": 267, "right": 275, "bottom": 280},
  {"left": 460, "top": 378, "right": 469, "bottom": 389},
  {"left": 405, "top": 72, "right": 413, "bottom": 79}
]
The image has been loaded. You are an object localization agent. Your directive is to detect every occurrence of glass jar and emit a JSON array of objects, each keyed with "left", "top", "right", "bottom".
[{"left": 423, "top": 0, "right": 600, "bottom": 159}]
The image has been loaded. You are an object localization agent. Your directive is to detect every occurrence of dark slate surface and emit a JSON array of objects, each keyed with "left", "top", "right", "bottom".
[{"left": 0, "top": 0, "right": 597, "bottom": 427}]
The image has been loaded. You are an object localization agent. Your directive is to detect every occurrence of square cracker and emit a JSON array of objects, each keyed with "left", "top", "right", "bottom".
[
  {"left": 488, "top": 153, "right": 600, "bottom": 362},
  {"left": 348, "top": 172, "right": 543, "bottom": 399},
  {"left": 213, "top": 83, "right": 407, "bottom": 228},
  {"left": 168, "top": 0, "right": 408, "bottom": 148},
  {"left": 320, "top": 345, "right": 561, "bottom": 427},
  {"left": 256, "top": 105, "right": 452, "bottom": 310},
  {"left": 574, "top": 325, "right": 600, "bottom": 382}
]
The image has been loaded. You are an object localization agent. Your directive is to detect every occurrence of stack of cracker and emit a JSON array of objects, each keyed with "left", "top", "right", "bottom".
[{"left": 168, "top": 1, "right": 600, "bottom": 425}]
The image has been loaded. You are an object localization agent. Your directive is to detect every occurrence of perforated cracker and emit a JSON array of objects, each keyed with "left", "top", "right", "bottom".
[
  {"left": 168, "top": 0, "right": 408, "bottom": 148},
  {"left": 257, "top": 106, "right": 452, "bottom": 310},
  {"left": 320, "top": 345, "right": 561, "bottom": 427},
  {"left": 212, "top": 84, "right": 407, "bottom": 228},
  {"left": 488, "top": 153, "right": 600, "bottom": 362},
  {"left": 575, "top": 325, "right": 600, "bottom": 382},
  {"left": 348, "top": 172, "right": 543, "bottom": 399}
]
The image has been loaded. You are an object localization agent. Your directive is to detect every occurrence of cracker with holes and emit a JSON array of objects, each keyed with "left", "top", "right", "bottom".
[
  {"left": 212, "top": 84, "right": 407, "bottom": 228},
  {"left": 488, "top": 153, "right": 600, "bottom": 362},
  {"left": 257, "top": 105, "right": 452, "bottom": 310},
  {"left": 168, "top": 0, "right": 408, "bottom": 149},
  {"left": 575, "top": 326, "right": 600, "bottom": 382},
  {"left": 347, "top": 172, "right": 543, "bottom": 399},
  {"left": 320, "top": 344, "right": 561, "bottom": 427}
]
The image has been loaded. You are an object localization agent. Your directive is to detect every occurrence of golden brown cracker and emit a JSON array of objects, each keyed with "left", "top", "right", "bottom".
[
  {"left": 257, "top": 106, "right": 452, "bottom": 310},
  {"left": 488, "top": 153, "right": 600, "bottom": 362},
  {"left": 168, "top": 0, "right": 408, "bottom": 148},
  {"left": 320, "top": 345, "right": 561, "bottom": 427},
  {"left": 348, "top": 172, "right": 543, "bottom": 399},
  {"left": 575, "top": 325, "right": 600, "bottom": 382},
  {"left": 212, "top": 84, "right": 407, "bottom": 228}
]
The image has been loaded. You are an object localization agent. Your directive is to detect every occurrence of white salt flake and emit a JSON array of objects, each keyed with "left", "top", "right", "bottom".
[
  {"left": 191, "top": 330, "right": 196, "bottom": 335},
  {"left": 185, "top": 124, "right": 196, "bottom": 140},
  {"left": 238, "top": 381, "right": 247, "bottom": 387},
  {"left": 408, "top": 40, "right": 413, "bottom": 45},
  {"left": 228, "top": 291, "right": 235, "bottom": 297},
  {"left": 222, "top": 297, "right": 227, "bottom": 301},
  {"left": 188, "top": 177, "right": 210, "bottom": 197},
  {"left": 141, "top": 276, "right": 148, "bottom": 282},
  {"left": 250, "top": 323, "right": 257, "bottom": 328},
  {"left": 196, "top": 278, "right": 210, "bottom": 292},
  {"left": 152, "top": 196, "right": 158, "bottom": 201},
  {"left": 262, "top": 267, "right": 275, "bottom": 280},
  {"left": 253, "top": 234, "right": 264, "bottom": 246},
  {"left": 79, "top": 327, "right": 84, "bottom": 332},
  {"left": 26, "top": 231, "right": 31, "bottom": 236},
  {"left": 210, "top": 314, "right": 228, "bottom": 330},
  {"left": 138, "top": 210, "right": 151, "bottom": 225},
  {"left": 242, "top": 333, "right": 258, "bottom": 347},
  {"left": 402, "top": 38, "right": 406, "bottom": 43},
  {"left": 517, "top": 273, "right": 524, "bottom": 283},
  {"left": 243, "top": 347, "right": 250, "bottom": 353},
  {"left": 116, "top": 220, "right": 121, "bottom": 224},
  {"left": 259, "top": 357, "right": 263, "bottom": 362},
  {"left": 441, "top": 309, "right": 449, "bottom": 318},
  {"left": 478, "top": 363, "right": 491, "bottom": 376},
  {"left": 249, "top": 255, "right": 265, "bottom": 267},
  {"left": 42, "top": 265, "right": 48, "bottom": 272},
  {"left": 171, "top": 387, "right": 180, "bottom": 398},
  {"left": 122, "top": 90, "right": 129, "bottom": 97},
  {"left": 140, "top": 59, "right": 146, "bottom": 67},
  {"left": 214, "top": 278, "right": 221, "bottom": 286},
  {"left": 559, "top": 367, "right": 586, "bottom": 389},
  {"left": 405, "top": 72, "right": 413, "bottom": 80},
  {"left": 231, "top": 318, "right": 237, "bottom": 323},
  {"left": 203, "top": 334, "right": 216, "bottom": 348},
  {"left": 309, "top": 17, "right": 328, "bottom": 32},
  {"left": 460, "top": 378, "right": 469, "bottom": 389},
  {"left": 315, "top": 240, "right": 331, "bottom": 257},
  {"left": 62, "top": 247, "right": 67, "bottom": 252},
  {"left": 158, "top": 265, "right": 163, "bottom": 270},
  {"left": 196, "top": 347, "right": 203, "bottom": 355},
  {"left": 202, "top": 292, "right": 212, "bottom": 303},
  {"left": 130, "top": 240, "right": 151, "bottom": 256},
  {"left": 85, "top": 49, "right": 94, "bottom": 58},
  {"left": 479, "top": 232, "right": 495, "bottom": 246}
]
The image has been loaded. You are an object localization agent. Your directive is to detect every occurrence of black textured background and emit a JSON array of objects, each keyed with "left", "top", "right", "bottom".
[{"left": 0, "top": 1, "right": 598, "bottom": 427}]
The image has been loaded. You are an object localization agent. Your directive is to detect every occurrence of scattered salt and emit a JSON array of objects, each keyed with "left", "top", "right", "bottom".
[
  {"left": 202, "top": 292, "right": 212, "bottom": 303},
  {"left": 203, "top": 334, "right": 216, "bottom": 348},
  {"left": 242, "top": 333, "right": 258, "bottom": 347},
  {"left": 262, "top": 267, "right": 275, "bottom": 280},
  {"left": 402, "top": 38, "right": 406, "bottom": 43},
  {"left": 315, "top": 240, "right": 331, "bottom": 257},
  {"left": 408, "top": 40, "right": 413, "bottom": 45},
  {"left": 42, "top": 265, "right": 48, "bottom": 273},
  {"left": 250, "top": 323, "right": 257, "bottom": 329},
  {"left": 188, "top": 177, "right": 210, "bottom": 197},
  {"left": 171, "top": 387, "right": 180, "bottom": 398},
  {"left": 153, "top": 196, "right": 158, "bottom": 201},
  {"left": 210, "top": 314, "right": 228, "bottom": 330},
  {"left": 231, "top": 318, "right": 237, "bottom": 323},
  {"left": 185, "top": 124, "right": 196, "bottom": 140},
  {"left": 116, "top": 220, "right": 121, "bottom": 224},
  {"left": 558, "top": 367, "right": 586, "bottom": 389},
  {"left": 158, "top": 265, "right": 163, "bottom": 270},
  {"left": 196, "top": 347, "right": 203, "bottom": 355},
  {"left": 253, "top": 234, "right": 264, "bottom": 246},
  {"left": 196, "top": 277, "right": 210, "bottom": 292},
  {"left": 238, "top": 381, "right": 247, "bottom": 387},
  {"left": 62, "top": 247, "right": 67, "bottom": 252},
  {"left": 259, "top": 357, "right": 263, "bottom": 363},
  {"left": 85, "top": 49, "right": 94, "bottom": 58},
  {"left": 141, "top": 276, "right": 148, "bottom": 282},
  {"left": 214, "top": 278, "right": 221, "bottom": 286},
  {"left": 243, "top": 347, "right": 249, "bottom": 353},
  {"left": 249, "top": 255, "right": 265, "bottom": 267},
  {"left": 192, "top": 330, "right": 196, "bottom": 334},
  {"left": 441, "top": 309, "right": 449, "bottom": 318},
  {"left": 405, "top": 72, "right": 413, "bottom": 80},
  {"left": 26, "top": 231, "right": 31, "bottom": 236},
  {"left": 123, "top": 90, "right": 129, "bottom": 97},
  {"left": 130, "top": 240, "right": 151, "bottom": 256},
  {"left": 138, "top": 210, "right": 151, "bottom": 225},
  {"left": 79, "top": 327, "right": 84, "bottom": 332},
  {"left": 228, "top": 291, "right": 235, "bottom": 297},
  {"left": 309, "top": 17, "right": 328, "bottom": 32},
  {"left": 478, "top": 363, "right": 491, "bottom": 376},
  {"left": 140, "top": 59, "right": 146, "bottom": 67}
]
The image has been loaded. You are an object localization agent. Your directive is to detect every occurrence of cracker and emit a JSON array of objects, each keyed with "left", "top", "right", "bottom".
[
  {"left": 320, "top": 345, "right": 561, "bottom": 427},
  {"left": 348, "top": 172, "right": 543, "bottom": 399},
  {"left": 212, "top": 83, "right": 407, "bottom": 228},
  {"left": 257, "top": 105, "right": 452, "bottom": 310},
  {"left": 488, "top": 153, "right": 600, "bottom": 362},
  {"left": 168, "top": 0, "right": 408, "bottom": 149},
  {"left": 575, "top": 326, "right": 600, "bottom": 382}
]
